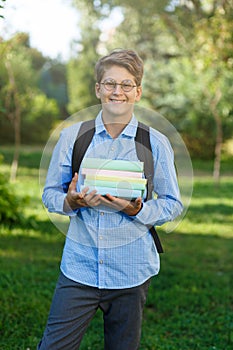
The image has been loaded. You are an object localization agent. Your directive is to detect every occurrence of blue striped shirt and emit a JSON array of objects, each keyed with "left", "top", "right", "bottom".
[{"left": 42, "top": 112, "right": 183, "bottom": 289}]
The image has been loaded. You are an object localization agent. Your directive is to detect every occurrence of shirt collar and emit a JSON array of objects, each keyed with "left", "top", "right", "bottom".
[{"left": 95, "top": 110, "right": 138, "bottom": 138}]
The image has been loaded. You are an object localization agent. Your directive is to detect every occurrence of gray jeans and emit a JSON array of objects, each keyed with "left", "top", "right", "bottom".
[{"left": 38, "top": 272, "right": 151, "bottom": 350}]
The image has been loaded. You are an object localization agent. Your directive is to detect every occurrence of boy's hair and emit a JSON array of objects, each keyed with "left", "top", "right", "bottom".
[{"left": 95, "top": 49, "right": 144, "bottom": 86}]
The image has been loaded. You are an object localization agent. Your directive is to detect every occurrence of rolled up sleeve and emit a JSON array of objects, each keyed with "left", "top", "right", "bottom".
[{"left": 134, "top": 129, "right": 183, "bottom": 227}]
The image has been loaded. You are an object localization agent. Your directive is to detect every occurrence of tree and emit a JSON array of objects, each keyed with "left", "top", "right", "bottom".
[
  {"left": 39, "top": 60, "right": 69, "bottom": 119},
  {"left": 191, "top": 4, "right": 233, "bottom": 182},
  {"left": 4, "top": 57, "right": 21, "bottom": 181},
  {"left": 0, "top": 34, "right": 59, "bottom": 179},
  {"left": 0, "top": 155, "right": 32, "bottom": 226},
  {"left": 1, "top": 37, "right": 36, "bottom": 180},
  {"left": 67, "top": 1, "right": 101, "bottom": 114}
]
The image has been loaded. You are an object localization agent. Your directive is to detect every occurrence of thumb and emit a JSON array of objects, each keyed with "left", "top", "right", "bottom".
[
  {"left": 69, "top": 172, "right": 78, "bottom": 191},
  {"left": 135, "top": 197, "right": 142, "bottom": 208}
]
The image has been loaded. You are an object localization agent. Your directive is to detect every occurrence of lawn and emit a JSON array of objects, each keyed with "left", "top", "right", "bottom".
[{"left": 0, "top": 147, "right": 232, "bottom": 350}]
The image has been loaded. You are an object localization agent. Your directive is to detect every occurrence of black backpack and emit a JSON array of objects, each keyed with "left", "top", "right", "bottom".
[{"left": 71, "top": 119, "right": 163, "bottom": 253}]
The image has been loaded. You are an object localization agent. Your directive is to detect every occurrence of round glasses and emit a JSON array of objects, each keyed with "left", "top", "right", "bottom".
[{"left": 100, "top": 79, "right": 137, "bottom": 92}]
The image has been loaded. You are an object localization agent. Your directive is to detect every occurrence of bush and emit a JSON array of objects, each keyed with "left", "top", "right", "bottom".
[{"left": 0, "top": 155, "right": 33, "bottom": 227}]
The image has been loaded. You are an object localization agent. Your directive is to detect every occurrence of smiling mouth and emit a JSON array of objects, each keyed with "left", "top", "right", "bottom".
[{"left": 109, "top": 99, "right": 126, "bottom": 104}]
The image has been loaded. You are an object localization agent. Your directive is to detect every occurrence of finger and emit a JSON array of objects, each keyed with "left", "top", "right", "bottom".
[
  {"left": 90, "top": 195, "right": 102, "bottom": 206},
  {"left": 85, "top": 192, "right": 102, "bottom": 206},
  {"left": 104, "top": 193, "right": 115, "bottom": 201},
  {"left": 80, "top": 186, "right": 90, "bottom": 198},
  {"left": 69, "top": 172, "right": 79, "bottom": 191},
  {"left": 83, "top": 190, "right": 100, "bottom": 204},
  {"left": 84, "top": 189, "right": 97, "bottom": 198}
]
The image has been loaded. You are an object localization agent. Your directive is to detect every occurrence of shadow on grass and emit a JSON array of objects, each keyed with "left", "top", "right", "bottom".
[
  {"left": 192, "top": 179, "right": 233, "bottom": 198},
  {"left": 185, "top": 202, "right": 233, "bottom": 225},
  {"left": 0, "top": 147, "right": 43, "bottom": 169}
]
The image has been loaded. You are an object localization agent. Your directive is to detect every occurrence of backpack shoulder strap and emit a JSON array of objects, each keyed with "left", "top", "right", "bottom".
[
  {"left": 135, "top": 121, "right": 164, "bottom": 254},
  {"left": 135, "top": 122, "right": 154, "bottom": 201},
  {"left": 72, "top": 119, "right": 95, "bottom": 177}
]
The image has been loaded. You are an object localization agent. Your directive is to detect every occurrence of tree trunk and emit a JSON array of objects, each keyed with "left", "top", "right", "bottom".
[
  {"left": 210, "top": 89, "right": 222, "bottom": 185},
  {"left": 213, "top": 112, "right": 223, "bottom": 184},
  {"left": 10, "top": 99, "right": 21, "bottom": 182},
  {"left": 5, "top": 59, "right": 21, "bottom": 182}
]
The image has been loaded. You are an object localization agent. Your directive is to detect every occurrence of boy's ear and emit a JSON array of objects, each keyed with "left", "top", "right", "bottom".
[
  {"left": 135, "top": 86, "right": 142, "bottom": 102},
  {"left": 95, "top": 83, "right": 101, "bottom": 99}
]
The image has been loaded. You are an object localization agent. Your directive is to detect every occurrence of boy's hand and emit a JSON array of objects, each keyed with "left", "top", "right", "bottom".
[
  {"left": 100, "top": 194, "right": 142, "bottom": 216},
  {"left": 64, "top": 173, "right": 101, "bottom": 212}
]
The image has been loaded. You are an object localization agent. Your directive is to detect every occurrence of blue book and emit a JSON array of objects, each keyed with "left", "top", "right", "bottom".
[{"left": 80, "top": 185, "right": 143, "bottom": 199}]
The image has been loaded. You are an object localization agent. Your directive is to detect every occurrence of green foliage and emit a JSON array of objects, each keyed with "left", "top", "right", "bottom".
[
  {"left": 67, "top": 2, "right": 101, "bottom": 113},
  {"left": 72, "top": 0, "right": 233, "bottom": 160},
  {"left": 142, "top": 57, "right": 233, "bottom": 159},
  {"left": 0, "top": 90, "right": 59, "bottom": 145},
  {"left": 0, "top": 155, "right": 31, "bottom": 226},
  {"left": 0, "top": 33, "right": 64, "bottom": 145},
  {"left": 39, "top": 61, "right": 69, "bottom": 118},
  {"left": 67, "top": 56, "right": 99, "bottom": 113},
  {"left": 21, "top": 92, "right": 59, "bottom": 144}
]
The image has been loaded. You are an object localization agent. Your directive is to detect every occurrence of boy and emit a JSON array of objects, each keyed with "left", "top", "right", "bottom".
[{"left": 38, "top": 49, "right": 182, "bottom": 350}]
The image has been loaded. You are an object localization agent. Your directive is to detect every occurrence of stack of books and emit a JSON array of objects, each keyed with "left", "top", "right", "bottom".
[{"left": 80, "top": 158, "right": 147, "bottom": 199}]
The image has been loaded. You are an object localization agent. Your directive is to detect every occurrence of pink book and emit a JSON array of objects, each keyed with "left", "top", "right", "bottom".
[{"left": 81, "top": 168, "right": 143, "bottom": 178}]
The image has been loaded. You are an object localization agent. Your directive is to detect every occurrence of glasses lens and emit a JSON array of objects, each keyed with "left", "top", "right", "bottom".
[
  {"left": 122, "top": 83, "right": 133, "bottom": 92},
  {"left": 104, "top": 80, "right": 116, "bottom": 91}
]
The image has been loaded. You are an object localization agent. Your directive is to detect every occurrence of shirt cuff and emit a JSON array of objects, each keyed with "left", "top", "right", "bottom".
[
  {"left": 62, "top": 196, "right": 80, "bottom": 216},
  {"left": 133, "top": 202, "right": 148, "bottom": 224}
]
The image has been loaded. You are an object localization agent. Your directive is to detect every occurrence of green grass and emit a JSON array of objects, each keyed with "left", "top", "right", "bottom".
[{"left": 0, "top": 147, "right": 233, "bottom": 349}]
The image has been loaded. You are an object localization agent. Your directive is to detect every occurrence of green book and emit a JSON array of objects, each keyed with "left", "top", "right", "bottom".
[
  {"left": 84, "top": 179, "right": 146, "bottom": 190},
  {"left": 82, "top": 158, "right": 144, "bottom": 172}
]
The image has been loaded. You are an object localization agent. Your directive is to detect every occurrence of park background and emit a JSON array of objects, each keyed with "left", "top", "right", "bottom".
[{"left": 0, "top": 0, "right": 233, "bottom": 349}]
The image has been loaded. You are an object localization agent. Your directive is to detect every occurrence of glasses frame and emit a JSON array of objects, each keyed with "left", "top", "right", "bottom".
[{"left": 100, "top": 79, "right": 138, "bottom": 92}]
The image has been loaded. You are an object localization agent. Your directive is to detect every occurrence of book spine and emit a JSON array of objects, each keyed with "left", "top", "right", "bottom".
[
  {"left": 81, "top": 185, "right": 142, "bottom": 199},
  {"left": 84, "top": 179, "right": 146, "bottom": 190},
  {"left": 82, "top": 168, "right": 143, "bottom": 178},
  {"left": 82, "top": 158, "right": 144, "bottom": 172},
  {"left": 85, "top": 174, "right": 147, "bottom": 185}
]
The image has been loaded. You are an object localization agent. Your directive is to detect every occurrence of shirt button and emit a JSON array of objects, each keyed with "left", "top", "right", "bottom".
[
  {"left": 99, "top": 236, "right": 103, "bottom": 240},
  {"left": 100, "top": 212, "right": 104, "bottom": 216},
  {"left": 99, "top": 260, "right": 104, "bottom": 264},
  {"left": 111, "top": 147, "right": 114, "bottom": 151}
]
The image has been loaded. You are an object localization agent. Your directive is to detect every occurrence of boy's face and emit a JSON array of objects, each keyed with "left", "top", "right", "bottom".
[{"left": 95, "top": 65, "right": 142, "bottom": 121}]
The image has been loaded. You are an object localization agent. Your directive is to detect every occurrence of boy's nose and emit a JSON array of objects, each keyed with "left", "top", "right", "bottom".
[{"left": 113, "top": 83, "right": 124, "bottom": 93}]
